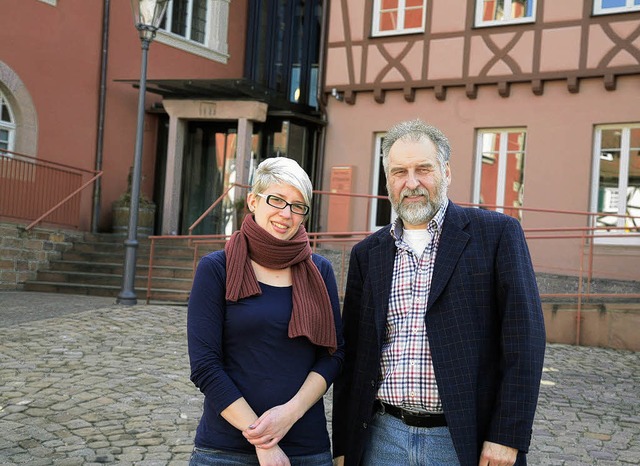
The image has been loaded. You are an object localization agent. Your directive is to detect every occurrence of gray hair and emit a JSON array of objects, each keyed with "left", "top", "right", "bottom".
[
  {"left": 381, "top": 119, "right": 451, "bottom": 175},
  {"left": 251, "top": 157, "right": 313, "bottom": 208}
]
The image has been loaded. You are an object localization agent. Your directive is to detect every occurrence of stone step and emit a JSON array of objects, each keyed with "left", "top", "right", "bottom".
[
  {"left": 61, "top": 250, "right": 197, "bottom": 267},
  {"left": 49, "top": 260, "right": 195, "bottom": 279},
  {"left": 34, "top": 270, "right": 193, "bottom": 291},
  {"left": 23, "top": 281, "right": 190, "bottom": 304}
]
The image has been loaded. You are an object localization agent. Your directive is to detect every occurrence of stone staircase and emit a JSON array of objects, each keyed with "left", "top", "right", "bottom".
[{"left": 23, "top": 233, "right": 223, "bottom": 304}]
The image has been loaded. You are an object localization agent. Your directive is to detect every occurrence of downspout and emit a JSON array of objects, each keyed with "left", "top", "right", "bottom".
[
  {"left": 92, "top": 0, "right": 111, "bottom": 232},
  {"left": 312, "top": 0, "right": 330, "bottom": 233}
]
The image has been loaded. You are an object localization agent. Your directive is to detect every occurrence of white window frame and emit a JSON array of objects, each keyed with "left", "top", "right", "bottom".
[
  {"left": 473, "top": 128, "right": 526, "bottom": 217},
  {"left": 594, "top": 0, "right": 640, "bottom": 15},
  {"left": 590, "top": 124, "right": 640, "bottom": 245},
  {"left": 370, "top": 133, "right": 396, "bottom": 230},
  {"left": 156, "top": 0, "right": 229, "bottom": 63},
  {"left": 372, "top": 0, "right": 427, "bottom": 38},
  {"left": 0, "top": 91, "right": 16, "bottom": 154},
  {"left": 475, "top": 0, "right": 537, "bottom": 28}
]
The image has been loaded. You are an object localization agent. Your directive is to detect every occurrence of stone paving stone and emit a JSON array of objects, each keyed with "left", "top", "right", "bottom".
[{"left": 1, "top": 292, "right": 639, "bottom": 465}]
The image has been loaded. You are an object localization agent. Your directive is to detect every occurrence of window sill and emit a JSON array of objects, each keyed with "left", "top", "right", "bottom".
[
  {"left": 593, "top": 235, "right": 640, "bottom": 247},
  {"left": 155, "top": 32, "right": 229, "bottom": 64},
  {"left": 474, "top": 18, "right": 536, "bottom": 28},
  {"left": 371, "top": 29, "right": 425, "bottom": 39}
]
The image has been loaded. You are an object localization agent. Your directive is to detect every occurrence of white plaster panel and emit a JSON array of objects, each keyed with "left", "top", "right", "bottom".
[
  {"left": 428, "top": 38, "right": 464, "bottom": 80},
  {"left": 328, "top": 0, "right": 345, "bottom": 43},
  {"left": 539, "top": 27, "right": 581, "bottom": 72},
  {"left": 326, "top": 48, "right": 350, "bottom": 86},
  {"left": 543, "top": 0, "right": 584, "bottom": 22},
  {"left": 430, "top": 0, "right": 467, "bottom": 33}
]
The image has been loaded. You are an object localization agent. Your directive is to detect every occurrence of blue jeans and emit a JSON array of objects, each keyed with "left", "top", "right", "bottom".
[
  {"left": 362, "top": 411, "right": 460, "bottom": 466},
  {"left": 189, "top": 447, "right": 332, "bottom": 466}
]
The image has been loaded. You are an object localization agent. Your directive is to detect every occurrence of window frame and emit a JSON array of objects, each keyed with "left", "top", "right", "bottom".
[
  {"left": 593, "top": 0, "right": 640, "bottom": 15},
  {"left": 372, "top": 0, "right": 427, "bottom": 38},
  {"left": 473, "top": 128, "right": 527, "bottom": 220},
  {"left": 156, "top": 0, "right": 229, "bottom": 63},
  {"left": 0, "top": 91, "right": 16, "bottom": 154},
  {"left": 474, "top": 0, "right": 537, "bottom": 28},
  {"left": 590, "top": 123, "right": 640, "bottom": 245},
  {"left": 369, "top": 133, "right": 396, "bottom": 230}
]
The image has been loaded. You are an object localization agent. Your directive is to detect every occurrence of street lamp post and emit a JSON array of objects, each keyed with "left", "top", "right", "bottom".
[{"left": 117, "top": 0, "right": 169, "bottom": 305}]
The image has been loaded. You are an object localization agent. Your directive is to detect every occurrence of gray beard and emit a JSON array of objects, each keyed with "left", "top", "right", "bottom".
[{"left": 390, "top": 182, "right": 448, "bottom": 227}]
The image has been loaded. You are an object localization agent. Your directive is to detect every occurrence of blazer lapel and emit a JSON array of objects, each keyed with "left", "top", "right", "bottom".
[
  {"left": 427, "top": 202, "right": 470, "bottom": 311},
  {"left": 369, "top": 229, "right": 396, "bottom": 344}
]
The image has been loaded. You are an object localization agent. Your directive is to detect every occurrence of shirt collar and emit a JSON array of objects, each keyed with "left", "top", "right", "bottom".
[{"left": 390, "top": 198, "right": 449, "bottom": 241}]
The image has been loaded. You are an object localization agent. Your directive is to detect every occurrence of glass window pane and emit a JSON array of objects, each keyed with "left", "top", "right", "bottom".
[
  {"left": 404, "top": 7, "right": 423, "bottom": 28},
  {"left": 505, "top": 152, "right": 524, "bottom": 219},
  {"left": 597, "top": 148, "right": 621, "bottom": 228},
  {"left": 484, "top": 0, "right": 505, "bottom": 21},
  {"left": 382, "top": 0, "right": 399, "bottom": 9},
  {"left": 379, "top": 11, "right": 398, "bottom": 31},
  {"left": 171, "top": 0, "right": 188, "bottom": 36},
  {"left": 190, "top": 0, "right": 207, "bottom": 43},
  {"left": 479, "top": 132, "right": 500, "bottom": 207},
  {"left": 376, "top": 138, "right": 391, "bottom": 226},
  {"left": 1, "top": 104, "right": 9, "bottom": 123},
  {"left": 601, "top": 129, "right": 622, "bottom": 150},
  {"left": 626, "top": 144, "right": 640, "bottom": 230},
  {"left": 601, "top": 0, "right": 627, "bottom": 8},
  {"left": 512, "top": 0, "right": 530, "bottom": 18}
]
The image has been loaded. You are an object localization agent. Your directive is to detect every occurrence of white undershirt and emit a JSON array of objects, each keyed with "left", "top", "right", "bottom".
[{"left": 402, "top": 228, "right": 431, "bottom": 257}]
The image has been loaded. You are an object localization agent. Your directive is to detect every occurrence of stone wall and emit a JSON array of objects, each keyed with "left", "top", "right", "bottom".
[
  {"left": 543, "top": 303, "right": 640, "bottom": 351},
  {"left": 0, "top": 222, "right": 82, "bottom": 290}
]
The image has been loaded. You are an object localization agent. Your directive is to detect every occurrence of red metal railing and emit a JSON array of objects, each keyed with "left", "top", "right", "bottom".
[
  {"left": 0, "top": 150, "right": 102, "bottom": 230},
  {"left": 145, "top": 187, "right": 640, "bottom": 345}
]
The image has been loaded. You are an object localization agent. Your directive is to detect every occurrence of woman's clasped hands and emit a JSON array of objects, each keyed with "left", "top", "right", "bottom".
[{"left": 243, "top": 404, "right": 298, "bottom": 466}]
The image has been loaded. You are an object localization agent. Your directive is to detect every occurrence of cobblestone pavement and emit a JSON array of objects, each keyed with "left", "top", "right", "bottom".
[{"left": 0, "top": 291, "right": 638, "bottom": 465}]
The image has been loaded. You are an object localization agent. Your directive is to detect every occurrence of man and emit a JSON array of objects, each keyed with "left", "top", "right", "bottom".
[{"left": 332, "top": 119, "right": 546, "bottom": 466}]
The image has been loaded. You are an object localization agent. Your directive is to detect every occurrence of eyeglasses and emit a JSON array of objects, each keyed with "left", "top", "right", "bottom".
[{"left": 255, "top": 193, "right": 309, "bottom": 216}]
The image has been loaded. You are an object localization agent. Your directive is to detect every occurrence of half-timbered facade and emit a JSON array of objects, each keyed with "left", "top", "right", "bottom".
[{"left": 321, "top": 0, "right": 640, "bottom": 281}]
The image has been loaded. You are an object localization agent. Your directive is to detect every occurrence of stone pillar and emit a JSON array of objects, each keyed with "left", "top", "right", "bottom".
[
  {"left": 236, "top": 118, "right": 253, "bottom": 187},
  {"left": 161, "top": 115, "right": 186, "bottom": 235}
]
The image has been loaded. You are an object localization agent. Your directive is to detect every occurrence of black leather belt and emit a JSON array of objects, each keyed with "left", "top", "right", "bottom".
[{"left": 376, "top": 401, "right": 447, "bottom": 428}]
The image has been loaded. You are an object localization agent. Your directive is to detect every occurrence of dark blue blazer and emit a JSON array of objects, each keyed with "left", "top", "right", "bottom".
[{"left": 332, "top": 201, "right": 546, "bottom": 466}]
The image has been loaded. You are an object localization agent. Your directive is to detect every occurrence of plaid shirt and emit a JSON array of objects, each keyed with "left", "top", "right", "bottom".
[{"left": 377, "top": 200, "right": 448, "bottom": 413}]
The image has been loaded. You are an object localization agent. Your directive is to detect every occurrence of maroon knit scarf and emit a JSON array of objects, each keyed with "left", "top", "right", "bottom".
[{"left": 224, "top": 214, "right": 337, "bottom": 353}]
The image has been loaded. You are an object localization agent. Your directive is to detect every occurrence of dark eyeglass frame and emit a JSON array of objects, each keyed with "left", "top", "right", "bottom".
[{"left": 255, "top": 193, "right": 309, "bottom": 216}]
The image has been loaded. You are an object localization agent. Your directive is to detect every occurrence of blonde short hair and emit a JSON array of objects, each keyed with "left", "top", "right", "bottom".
[{"left": 251, "top": 157, "right": 313, "bottom": 209}]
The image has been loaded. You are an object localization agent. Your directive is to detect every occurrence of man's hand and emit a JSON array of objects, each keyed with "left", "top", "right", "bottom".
[
  {"left": 478, "top": 441, "right": 517, "bottom": 466},
  {"left": 255, "top": 444, "right": 290, "bottom": 466},
  {"left": 243, "top": 405, "right": 296, "bottom": 449},
  {"left": 333, "top": 456, "right": 344, "bottom": 466}
]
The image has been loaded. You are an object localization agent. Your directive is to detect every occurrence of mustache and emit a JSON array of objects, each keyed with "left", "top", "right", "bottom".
[{"left": 401, "top": 187, "right": 429, "bottom": 199}]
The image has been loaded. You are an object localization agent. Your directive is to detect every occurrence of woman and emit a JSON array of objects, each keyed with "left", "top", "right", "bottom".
[{"left": 187, "top": 157, "right": 344, "bottom": 466}]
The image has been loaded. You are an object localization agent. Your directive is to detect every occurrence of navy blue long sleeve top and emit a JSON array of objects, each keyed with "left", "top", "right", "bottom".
[{"left": 187, "top": 250, "right": 344, "bottom": 456}]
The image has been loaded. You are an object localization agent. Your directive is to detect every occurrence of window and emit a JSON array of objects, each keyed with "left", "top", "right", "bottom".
[
  {"left": 162, "top": 0, "right": 208, "bottom": 44},
  {"left": 370, "top": 134, "right": 394, "bottom": 230},
  {"left": 591, "top": 125, "right": 640, "bottom": 242},
  {"left": 475, "top": 0, "right": 536, "bottom": 27},
  {"left": 372, "top": 0, "right": 427, "bottom": 37},
  {"left": 594, "top": 0, "right": 640, "bottom": 15},
  {"left": 245, "top": 0, "right": 323, "bottom": 108},
  {"left": 473, "top": 129, "right": 526, "bottom": 220},
  {"left": 0, "top": 91, "right": 15, "bottom": 154},
  {"left": 156, "top": 0, "right": 229, "bottom": 63}
]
